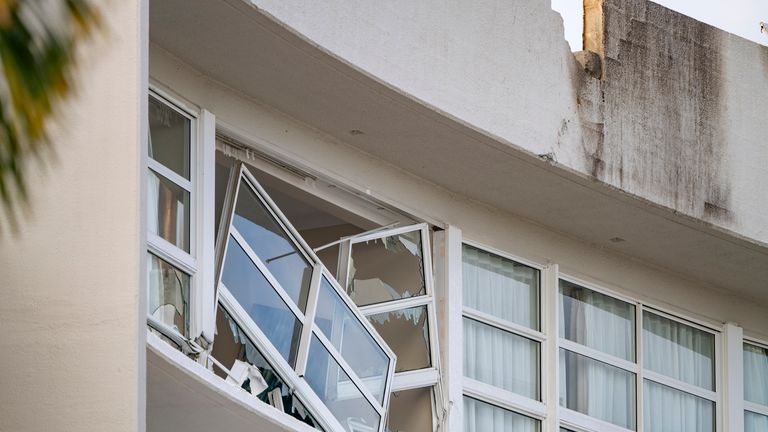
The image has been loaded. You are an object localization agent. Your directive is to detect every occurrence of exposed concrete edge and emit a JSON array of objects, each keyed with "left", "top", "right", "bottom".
[{"left": 223, "top": 0, "right": 768, "bottom": 258}]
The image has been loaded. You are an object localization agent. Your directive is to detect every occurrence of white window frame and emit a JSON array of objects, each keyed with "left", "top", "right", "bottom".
[
  {"left": 459, "top": 239, "right": 549, "bottom": 427},
  {"left": 556, "top": 272, "right": 724, "bottom": 432},
  {"left": 213, "top": 163, "right": 396, "bottom": 432},
  {"left": 743, "top": 338, "right": 768, "bottom": 420},
  {"left": 145, "top": 86, "right": 216, "bottom": 346}
]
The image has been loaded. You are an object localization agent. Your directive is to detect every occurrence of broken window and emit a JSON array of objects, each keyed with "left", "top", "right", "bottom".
[
  {"left": 337, "top": 224, "right": 442, "bottom": 431},
  {"left": 213, "top": 163, "right": 396, "bottom": 432},
  {"left": 211, "top": 304, "right": 322, "bottom": 428}
]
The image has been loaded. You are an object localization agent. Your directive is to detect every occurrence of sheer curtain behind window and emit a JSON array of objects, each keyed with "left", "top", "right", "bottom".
[{"left": 463, "top": 397, "right": 539, "bottom": 432}]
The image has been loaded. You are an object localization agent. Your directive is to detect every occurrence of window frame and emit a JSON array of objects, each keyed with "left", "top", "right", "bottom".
[
  {"left": 213, "top": 163, "right": 396, "bottom": 432},
  {"left": 743, "top": 338, "right": 768, "bottom": 419},
  {"left": 460, "top": 240, "right": 548, "bottom": 426},
  {"left": 146, "top": 86, "right": 216, "bottom": 345}
]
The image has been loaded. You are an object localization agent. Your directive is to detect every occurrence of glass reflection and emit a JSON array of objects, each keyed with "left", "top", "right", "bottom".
[
  {"left": 348, "top": 230, "right": 426, "bottom": 307},
  {"left": 148, "top": 95, "right": 190, "bottom": 179},
  {"left": 147, "top": 254, "right": 190, "bottom": 336},
  {"left": 559, "top": 280, "right": 635, "bottom": 361},
  {"left": 212, "top": 305, "right": 322, "bottom": 429},
  {"left": 305, "top": 336, "right": 381, "bottom": 432},
  {"left": 368, "top": 306, "right": 431, "bottom": 372},
  {"left": 559, "top": 349, "right": 636, "bottom": 430},
  {"left": 233, "top": 182, "right": 312, "bottom": 311},
  {"left": 222, "top": 237, "right": 302, "bottom": 365},
  {"left": 148, "top": 169, "right": 190, "bottom": 252},
  {"left": 315, "top": 276, "right": 389, "bottom": 403},
  {"left": 464, "top": 317, "right": 539, "bottom": 399}
]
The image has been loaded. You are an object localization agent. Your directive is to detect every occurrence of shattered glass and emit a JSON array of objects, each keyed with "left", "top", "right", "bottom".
[
  {"left": 347, "top": 230, "right": 426, "bottom": 307},
  {"left": 147, "top": 253, "right": 190, "bottom": 336},
  {"left": 368, "top": 306, "right": 431, "bottom": 372}
]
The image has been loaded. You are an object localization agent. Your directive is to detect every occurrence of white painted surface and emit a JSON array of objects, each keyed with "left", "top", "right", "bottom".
[{"left": 0, "top": 0, "right": 144, "bottom": 430}]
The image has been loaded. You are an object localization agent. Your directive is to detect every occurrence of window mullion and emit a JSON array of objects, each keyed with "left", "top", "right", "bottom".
[
  {"left": 462, "top": 306, "right": 545, "bottom": 342},
  {"left": 463, "top": 377, "right": 547, "bottom": 420},
  {"left": 643, "top": 370, "right": 719, "bottom": 402},
  {"left": 637, "top": 303, "right": 644, "bottom": 432},
  {"left": 147, "top": 234, "right": 197, "bottom": 274},
  {"left": 148, "top": 159, "right": 193, "bottom": 192},
  {"left": 543, "top": 263, "right": 559, "bottom": 432},
  {"left": 295, "top": 264, "right": 322, "bottom": 377}
]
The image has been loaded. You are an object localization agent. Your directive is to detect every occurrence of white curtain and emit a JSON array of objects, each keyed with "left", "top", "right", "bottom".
[
  {"left": 147, "top": 170, "right": 160, "bottom": 235},
  {"left": 746, "top": 411, "right": 768, "bottom": 432},
  {"left": 643, "top": 380, "right": 713, "bottom": 432},
  {"left": 462, "top": 245, "right": 538, "bottom": 329},
  {"left": 463, "top": 397, "right": 538, "bottom": 432},
  {"left": 462, "top": 245, "right": 539, "bottom": 399},
  {"left": 463, "top": 318, "right": 538, "bottom": 398},
  {"left": 643, "top": 312, "right": 714, "bottom": 390},
  {"left": 557, "top": 282, "right": 635, "bottom": 429},
  {"left": 745, "top": 343, "right": 768, "bottom": 405}
]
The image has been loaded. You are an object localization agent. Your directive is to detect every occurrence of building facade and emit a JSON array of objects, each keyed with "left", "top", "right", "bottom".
[{"left": 1, "top": 0, "right": 767, "bottom": 431}]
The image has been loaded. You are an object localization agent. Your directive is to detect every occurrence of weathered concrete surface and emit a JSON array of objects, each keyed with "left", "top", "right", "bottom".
[{"left": 576, "top": 0, "right": 768, "bottom": 242}]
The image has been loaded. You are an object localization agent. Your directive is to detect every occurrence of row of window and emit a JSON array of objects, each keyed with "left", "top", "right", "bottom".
[
  {"left": 462, "top": 243, "right": 768, "bottom": 432},
  {"left": 145, "top": 88, "right": 768, "bottom": 432}
]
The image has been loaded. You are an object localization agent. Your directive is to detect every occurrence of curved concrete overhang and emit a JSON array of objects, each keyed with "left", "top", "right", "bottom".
[
  {"left": 147, "top": 333, "right": 317, "bottom": 432},
  {"left": 149, "top": 0, "right": 768, "bottom": 304}
]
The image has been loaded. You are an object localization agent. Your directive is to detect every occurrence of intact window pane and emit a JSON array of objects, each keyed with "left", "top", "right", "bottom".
[
  {"left": 212, "top": 305, "right": 322, "bottom": 429},
  {"left": 462, "top": 244, "right": 539, "bottom": 330},
  {"left": 387, "top": 387, "right": 434, "bottom": 432},
  {"left": 559, "top": 280, "right": 635, "bottom": 361},
  {"left": 643, "top": 379, "right": 714, "bottom": 432},
  {"left": 147, "top": 254, "right": 189, "bottom": 336},
  {"left": 221, "top": 237, "right": 302, "bottom": 365},
  {"left": 744, "top": 343, "right": 768, "bottom": 406},
  {"left": 368, "top": 305, "right": 431, "bottom": 372},
  {"left": 746, "top": 411, "right": 768, "bottom": 432},
  {"left": 315, "top": 276, "right": 390, "bottom": 403},
  {"left": 559, "top": 349, "right": 636, "bottom": 430},
  {"left": 148, "top": 169, "right": 190, "bottom": 252},
  {"left": 643, "top": 312, "right": 714, "bottom": 391},
  {"left": 463, "top": 317, "right": 539, "bottom": 400},
  {"left": 233, "top": 182, "right": 312, "bottom": 311},
  {"left": 463, "top": 396, "right": 540, "bottom": 432},
  {"left": 148, "top": 95, "right": 190, "bottom": 179},
  {"left": 305, "top": 336, "right": 381, "bottom": 432},
  {"left": 348, "top": 230, "right": 426, "bottom": 307}
]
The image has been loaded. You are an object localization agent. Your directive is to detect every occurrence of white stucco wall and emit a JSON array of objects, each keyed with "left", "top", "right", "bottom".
[
  {"left": 151, "top": 45, "right": 768, "bottom": 340},
  {"left": 244, "top": 0, "right": 768, "bottom": 246},
  {"left": 0, "top": 1, "right": 145, "bottom": 431}
]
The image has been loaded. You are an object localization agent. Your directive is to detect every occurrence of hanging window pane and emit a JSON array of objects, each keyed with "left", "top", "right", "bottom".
[
  {"left": 386, "top": 387, "right": 433, "bottom": 432},
  {"left": 643, "top": 379, "right": 714, "bottom": 432},
  {"left": 221, "top": 237, "right": 302, "bottom": 365},
  {"left": 212, "top": 305, "right": 322, "bottom": 429},
  {"left": 463, "top": 317, "right": 539, "bottom": 400},
  {"left": 305, "top": 336, "right": 381, "bottom": 432},
  {"left": 147, "top": 253, "right": 189, "bottom": 336},
  {"left": 368, "top": 306, "right": 431, "bottom": 372},
  {"left": 746, "top": 411, "right": 768, "bottom": 432},
  {"left": 315, "top": 276, "right": 390, "bottom": 403},
  {"left": 559, "top": 349, "right": 636, "bottom": 430},
  {"left": 463, "top": 396, "right": 540, "bottom": 432},
  {"left": 462, "top": 244, "right": 539, "bottom": 330},
  {"left": 744, "top": 343, "right": 768, "bottom": 406},
  {"left": 643, "top": 312, "right": 714, "bottom": 391},
  {"left": 148, "top": 95, "right": 190, "bottom": 179},
  {"left": 348, "top": 230, "right": 426, "bottom": 307},
  {"left": 232, "top": 182, "right": 313, "bottom": 311},
  {"left": 559, "top": 280, "right": 635, "bottom": 361},
  {"left": 148, "top": 169, "right": 190, "bottom": 252}
]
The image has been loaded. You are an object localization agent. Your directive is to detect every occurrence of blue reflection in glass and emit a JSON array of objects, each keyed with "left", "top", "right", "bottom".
[
  {"left": 305, "top": 336, "right": 381, "bottom": 432},
  {"left": 222, "top": 237, "right": 301, "bottom": 365},
  {"left": 315, "top": 276, "right": 389, "bottom": 403},
  {"left": 233, "top": 183, "right": 312, "bottom": 311}
]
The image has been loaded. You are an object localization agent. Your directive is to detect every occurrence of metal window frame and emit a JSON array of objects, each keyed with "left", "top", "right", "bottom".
[
  {"left": 143, "top": 88, "right": 215, "bottom": 342},
  {"left": 213, "top": 163, "right": 396, "bottom": 432},
  {"left": 336, "top": 223, "right": 444, "bottom": 427},
  {"left": 458, "top": 241, "right": 549, "bottom": 426}
]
